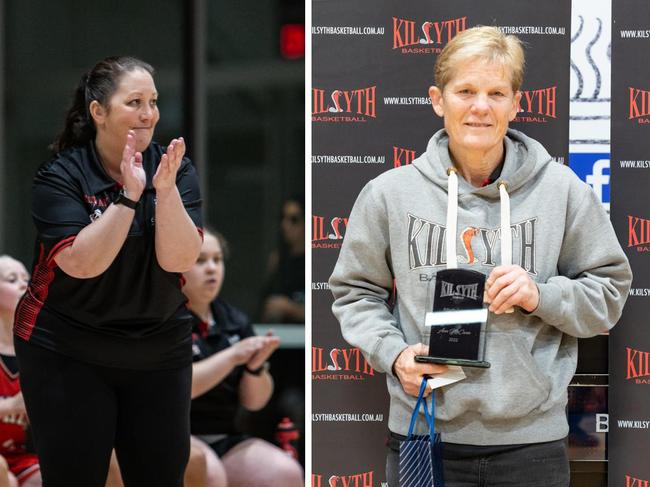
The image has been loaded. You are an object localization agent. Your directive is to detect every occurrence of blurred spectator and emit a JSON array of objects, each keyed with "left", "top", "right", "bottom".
[
  {"left": 260, "top": 196, "right": 305, "bottom": 324},
  {"left": 0, "top": 256, "right": 41, "bottom": 487},
  {"left": 183, "top": 229, "right": 303, "bottom": 486}
]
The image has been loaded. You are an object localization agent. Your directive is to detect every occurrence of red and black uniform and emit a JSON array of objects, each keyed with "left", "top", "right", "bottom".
[
  {"left": 0, "top": 354, "right": 39, "bottom": 484},
  {"left": 190, "top": 298, "right": 254, "bottom": 456},
  {"left": 14, "top": 140, "right": 202, "bottom": 487},
  {"left": 15, "top": 140, "right": 202, "bottom": 370}
]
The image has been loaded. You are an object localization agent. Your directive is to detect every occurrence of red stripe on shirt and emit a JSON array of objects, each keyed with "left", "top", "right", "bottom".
[
  {"left": 14, "top": 243, "right": 57, "bottom": 341},
  {"left": 46, "top": 235, "right": 76, "bottom": 264},
  {"left": 13, "top": 460, "right": 40, "bottom": 482}
]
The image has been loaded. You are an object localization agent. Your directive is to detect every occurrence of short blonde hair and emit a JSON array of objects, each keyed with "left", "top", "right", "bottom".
[{"left": 434, "top": 26, "right": 525, "bottom": 92}]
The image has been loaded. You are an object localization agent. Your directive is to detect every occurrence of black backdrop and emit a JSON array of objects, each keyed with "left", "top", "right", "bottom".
[
  {"left": 610, "top": 0, "right": 650, "bottom": 485},
  {"left": 312, "top": 1, "right": 571, "bottom": 485}
]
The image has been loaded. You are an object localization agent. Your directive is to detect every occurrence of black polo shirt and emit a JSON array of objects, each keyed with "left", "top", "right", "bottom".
[
  {"left": 189, "top": 298, "right": 255, "bottom": 435},
  {"left": 14, "top": 140, "right": 203, "bottom": 370}
]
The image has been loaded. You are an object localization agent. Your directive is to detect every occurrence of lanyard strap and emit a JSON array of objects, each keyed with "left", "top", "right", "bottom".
[{"left": 407, "top": 377, "right": 436, "bottom": 440}]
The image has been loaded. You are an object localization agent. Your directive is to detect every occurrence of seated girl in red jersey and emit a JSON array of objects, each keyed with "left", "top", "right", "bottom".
[
  {"left": 182, "top": 230, "right": 303, "bottom": 487},
  {"left": 0, "top": 256, "right": 41, "bottom": 487}
]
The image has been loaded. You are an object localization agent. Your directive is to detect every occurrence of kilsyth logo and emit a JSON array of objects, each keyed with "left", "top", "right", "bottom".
[
  {"left": 626, "top": 347, "right": 650, "bottom": 383},
  {"left": 84, "top": 193, "right": 110, "bottom": 222},
  {"left": 626, "top": 475, "right": 649, "bottom": 487},
  {"left": 393, "top": 146, "right": 416, "bottom": 168},
  {"left": 89, "top": 209, "right": 103, "bottom": 222},
  {"left": 514, "top": 86, "right": 557, "bottom": 123},
  {"left": 393, "top": 16, "right": 467, "bottom": 53},
  {"left": 83, "top": 194, "right": 110, "bottom": 208},
  {"left": 312, "top": 346, "right": 375, "bottom": 380},
  {"left": 629, "top": 87, "right": 650, "bottom": 123},
  {"left": 440, "top": 281, "right": 480, "bottom": 300},
  {"left": 312, "top": 215, "right": 349, "bottom": 249},
  {"left": 312, "top": 471, "right": 374, "bottom": 487},
  {"left": 312, "top": 87, "right": 377, "bottom": 122},
  {"left": 628, "top": 215, "right": 650, "bottom": 252},
  {"left": 408, "top": 214, "right": 538, "bottom": 274},
  {"left": 312, "top": 282, "right": 330, "bottom": 291}
]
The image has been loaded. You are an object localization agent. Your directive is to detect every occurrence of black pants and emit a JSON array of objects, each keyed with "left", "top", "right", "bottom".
[
  {"left": 15, "top": 338, "right": 192, "bottom": 487},
  {"left": 386, "top": 433, "right": 570, "bottom": 487}
]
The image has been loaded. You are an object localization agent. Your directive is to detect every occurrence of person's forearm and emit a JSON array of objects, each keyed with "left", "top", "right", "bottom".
[
  {"left": 154, "top": 187, "right": 202, "bottom": 272},
  {"left": 54, "top": 203, "right": 135, "bottom": 278},
  {"left": 191, "top": 350, "right": 237, "bottom": 399},
  {"left": 239, "top": 371, "right": 273, "bottom": 411}
]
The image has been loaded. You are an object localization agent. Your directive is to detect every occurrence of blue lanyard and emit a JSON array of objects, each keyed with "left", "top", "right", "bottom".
[{"left": 406, "top": 377, "right": 436, "bottom": 442}]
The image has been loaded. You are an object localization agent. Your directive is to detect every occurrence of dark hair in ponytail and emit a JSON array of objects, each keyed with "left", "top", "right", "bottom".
[{"left": 50, "top": 56, "right": 154, "bottom": 154}]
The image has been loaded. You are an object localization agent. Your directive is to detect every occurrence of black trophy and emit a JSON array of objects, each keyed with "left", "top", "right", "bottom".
[{"left": 415, "top": 268, "right": 491, "bottom": 368}]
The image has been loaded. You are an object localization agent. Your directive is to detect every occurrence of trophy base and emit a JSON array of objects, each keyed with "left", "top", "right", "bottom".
[{"left": 415, "top": 355, "right": 491, "bottom": 369}]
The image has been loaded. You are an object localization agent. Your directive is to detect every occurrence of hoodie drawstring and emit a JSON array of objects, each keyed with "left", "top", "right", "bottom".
[
  {"left": 445, "top": 169, "right": 512, "bottom": 270},
  {"left": 446, "top": 168, "right": 459, "bottom": 269},
  {"left": 498, "top": 181, "right": 511, "bottom": 266}
]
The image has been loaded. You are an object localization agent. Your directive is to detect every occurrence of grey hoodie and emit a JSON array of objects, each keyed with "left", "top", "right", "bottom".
[{"left": 330, "top": 128, "right": 632, "bottom": 445}]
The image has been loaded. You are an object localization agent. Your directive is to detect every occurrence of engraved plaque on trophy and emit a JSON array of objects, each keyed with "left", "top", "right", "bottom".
[{"left": 415, "top": 268, "right": 491, "bottom": 368}]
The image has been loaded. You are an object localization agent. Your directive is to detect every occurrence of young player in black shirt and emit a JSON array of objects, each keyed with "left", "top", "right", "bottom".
[
  {"left": 14, "top": 56, "right": 202, "bottom": 487},
  {"left": 183, "top": 230, "right": 303, "bottom": 487}
]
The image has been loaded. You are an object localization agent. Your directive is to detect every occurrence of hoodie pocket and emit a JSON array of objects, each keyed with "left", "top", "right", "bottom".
[{"left": 437, "top": 332, "right": 552, "bottom": 422}]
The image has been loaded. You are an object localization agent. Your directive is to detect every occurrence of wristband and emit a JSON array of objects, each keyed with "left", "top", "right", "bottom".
[
  {"left": 114, "top": 190, "right": 138, "bottom": 210},
  {"left": 245, "top": 362, "right": 270, "bottom": 376}
]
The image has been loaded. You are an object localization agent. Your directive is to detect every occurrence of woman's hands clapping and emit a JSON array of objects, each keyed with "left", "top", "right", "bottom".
[
  {"left": 227, "top": 333, "right": 281, "bottom": 370},
  {"left": 119, "top": 133, "right": 187, "bottom": 200},
  {"left": 247, "top": 331, "right": 281, "bottom": 371},
  {"left": 119, "top": 130, "right": 146, "bottom": 201},
  {"left": 153, "top": 137, "right": 185, "bottom": 193}
]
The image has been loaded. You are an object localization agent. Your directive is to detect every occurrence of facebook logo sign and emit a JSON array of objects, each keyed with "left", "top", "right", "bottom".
[{"left": 569, "top": 153, "right": 610, "bottom": 212}]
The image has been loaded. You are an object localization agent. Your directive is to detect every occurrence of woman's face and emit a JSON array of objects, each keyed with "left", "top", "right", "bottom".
[
  {"left": 0, "top": 257, "right": 29, "bottom": 315},
  {"left": 93, "top": 68, "right": 160, "bottom": 154},
  {"left": 429, "top": 59, "right": 521, "bottom": 158},
  {"left": 183, "top": 234, "right": 225, "bottom": 307},
  {"left": 281, "top": 201, "right": 305, "bottom": 249}
]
